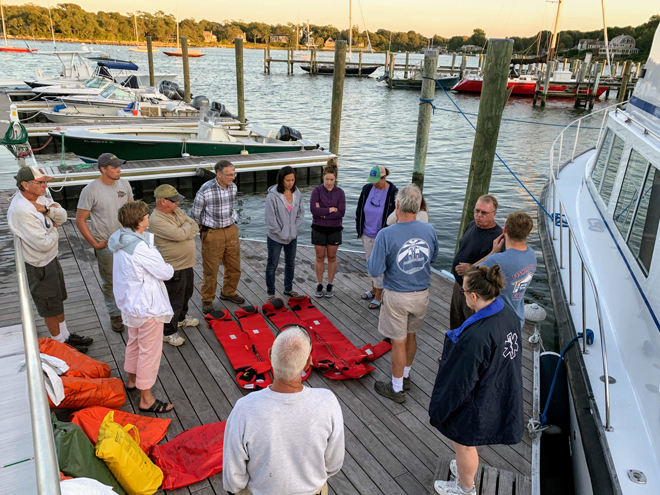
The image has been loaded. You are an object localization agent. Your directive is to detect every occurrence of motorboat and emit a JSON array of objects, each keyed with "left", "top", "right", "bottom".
[
  {"left": 48, "top": 118, "right": 319, "bottom": 162},
  {"left": 535, "top": 23, "right": 660, "bottom": 495},
  {"left": 452, "top": 71, "right": 609, "bottom": 98},
  {"left": 56, "top": 83, "right": 182, "bottom": 110},
  {"left": 163, "top": 49, "right": 205, "bottom": 58},
  {"left": 29, "top": 62, "right": 177, "bottom": 99},
  {"left": 24, "top": 51, "right": 96, "bottom": 87}
]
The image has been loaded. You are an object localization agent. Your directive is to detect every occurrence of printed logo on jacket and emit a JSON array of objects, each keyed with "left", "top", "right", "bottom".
[{"left": 397, "top": 238, "right": 431, "bottom": 274}]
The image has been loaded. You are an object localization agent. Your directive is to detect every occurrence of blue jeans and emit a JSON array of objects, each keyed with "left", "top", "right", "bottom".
[{"left": 266, "top": 236, "right": 297, "bottom": 296}]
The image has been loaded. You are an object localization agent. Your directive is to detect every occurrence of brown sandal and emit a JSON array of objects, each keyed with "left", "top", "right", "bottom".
[{"left": 283, "top": 290, "right": 301, "bottom": 298}]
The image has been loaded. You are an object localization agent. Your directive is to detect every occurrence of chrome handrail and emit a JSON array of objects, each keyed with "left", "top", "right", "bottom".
[
  {"left": 14, "top": 236, "right": 62, "bottom": 494},
  {"left": 547, "top": 101, "right": 629, "bottom": 432}
]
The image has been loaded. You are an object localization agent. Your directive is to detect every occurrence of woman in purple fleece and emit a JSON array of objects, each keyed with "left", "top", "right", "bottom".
[{"left": 310, "top": 160, "right": 346, "bottom": 298}]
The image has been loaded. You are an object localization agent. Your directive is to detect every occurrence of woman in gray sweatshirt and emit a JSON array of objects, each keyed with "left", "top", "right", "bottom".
[{"left": 264, "top": 166, "right": 305, "bottom": 300}]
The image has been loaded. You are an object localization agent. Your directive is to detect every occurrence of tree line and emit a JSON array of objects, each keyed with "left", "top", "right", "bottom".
[{"left": 0, "top": 3, "right": 657, "bottom": 58}]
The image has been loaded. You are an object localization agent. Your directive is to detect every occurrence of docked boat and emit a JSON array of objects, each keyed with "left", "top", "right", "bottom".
[
  {"left": 24, "top": 51, "right": 97, "bottom": 87},
  {"left": 536, "top": 24, "right": 660, "bottom": 495},
  {"left": 452, "top": 72, "right": 609, "bottom": 97},
  {"left": 163, "top": 49, "right": 205, "bottom": 58},
  {"left": 300, "top": 64, "right": 379, "bottom": 76},
  {"left": 56, "top": 82, "right": 184, "bottom": 110},
  {"left": 48, "top": 120, "right": 320, "bottom": 162}
]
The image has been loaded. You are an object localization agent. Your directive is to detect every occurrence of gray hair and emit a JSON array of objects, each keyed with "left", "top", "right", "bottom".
[
  {"left": 271, "top": 326, "right": 312, "bottom": 382},
  {"left": 396, "top": 184, "right": 422, "bottom": 215},
  {"left": 214, "top": 159, "right": 234, "bottom": 174}
]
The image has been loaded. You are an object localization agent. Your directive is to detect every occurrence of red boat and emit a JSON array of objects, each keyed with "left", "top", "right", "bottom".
[
  {"left": 452, "top": 76, "right": 608, "bottom": 98},
  {"left": 0, "top": 46, "right": 37, "bottom": 53},
  {"left": 163, "top": 50, "right": 205, "bottom": 58}
]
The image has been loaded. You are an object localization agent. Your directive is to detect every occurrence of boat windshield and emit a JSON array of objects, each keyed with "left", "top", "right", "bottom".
[
  {"left": 100, "top": 85, "right": 134, "bottom": 101},
  {"left": 84, "top": 78, "right": 109, "bottom": 89}
]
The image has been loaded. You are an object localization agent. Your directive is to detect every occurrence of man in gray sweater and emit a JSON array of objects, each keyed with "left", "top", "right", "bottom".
[{"left": 223, "top": 326, "right": 345, "bottom": 495}]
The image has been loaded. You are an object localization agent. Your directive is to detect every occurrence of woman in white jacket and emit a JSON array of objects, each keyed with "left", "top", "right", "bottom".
[
  {"left": 264, "top": 166, "right": 305, "bottom": 301},
  {"left": 109, "top": 201, "right": 175, "bottom": 413}
]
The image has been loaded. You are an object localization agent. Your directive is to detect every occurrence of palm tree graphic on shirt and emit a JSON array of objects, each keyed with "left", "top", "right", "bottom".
[{"left": 396, "top": 238, "right": 431, "bottom": 274}]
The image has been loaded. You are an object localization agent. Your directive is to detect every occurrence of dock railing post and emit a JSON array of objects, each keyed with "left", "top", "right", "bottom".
[
  {"left": 412, "top": 49, "right": 439, "bottom": 190},
  {"left": 618, "top": 60, "right": 632, "bottom": 107},
  {"left": 388, "top": 53, "right": 395, "bottom": 89},
  {"left": 180, "top": 36, "right": 191, "bottom": 103},
  {"left": 329, "top": 40, "right": 347, "bottom": 156},
  {"left": 234, "top": 38, "right": 246, "bottom": 131},
  {"left": 405, "top": 51, "right": 410, "bottom": 78},
  {"left": 358, "top": 51, "right": 363, "bottom": 78},
  {"left": 456, "top": 39, "right": 514, "bottom": 243},
  {"left": 146, "top": 36, "right": 155, "bottom": 87}
]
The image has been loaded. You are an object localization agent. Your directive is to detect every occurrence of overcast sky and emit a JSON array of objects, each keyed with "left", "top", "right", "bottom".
[{"left": 16, "top": 0, "right": 658, "bottom": 38}]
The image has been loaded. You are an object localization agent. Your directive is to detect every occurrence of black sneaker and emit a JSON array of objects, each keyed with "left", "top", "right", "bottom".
[
  {"left": 66, "top": 333, "right": 93, "bottom": 346},
  {"left": 325, "top": 284, "right": 334, "bottom": 298},
  {"left": 64, "top": 340, "right": 88, "bottom": 354},
  {"left": 314, "top": 283, "right": 324, "bottom": 297},
  {"left": 403, "top": 376, "right": 411, "bottom": 390},
  {"left": 374, "top": 380, "right": 406, "bottom": 403}
]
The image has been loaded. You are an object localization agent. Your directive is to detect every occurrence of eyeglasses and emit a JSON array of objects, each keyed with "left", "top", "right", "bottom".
[
  {"left": 459, "top": 288, "right": 473, "bottom": 295},
  {"left": 474, "top": 208, "right": 494, "bottom": 216},
  {"left": 222, "top": 173, "right": 236, "bottom": 178},
  {"left": 370, "top": 197, "right": 381, "bottom": 207},
  {"left": 28, "top": 181, "right": 50, "bottom": 187}
]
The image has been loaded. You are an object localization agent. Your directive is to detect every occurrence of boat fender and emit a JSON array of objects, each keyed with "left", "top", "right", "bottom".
[{"left": 276, "top": 126, "right": 303, "bottom": 142}]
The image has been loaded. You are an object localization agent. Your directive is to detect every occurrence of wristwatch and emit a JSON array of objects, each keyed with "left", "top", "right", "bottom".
[{"left": 44, "top": 205, "right": 50, "bottom": 215}]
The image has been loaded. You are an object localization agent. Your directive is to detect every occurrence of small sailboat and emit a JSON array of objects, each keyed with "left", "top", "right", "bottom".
[
  {"left": 163, "top": 2, "right": 204, "bottom": 57},
  {"left": 0, "top": 0, "right": 36, "bottom": 53},
  {"left": 128, "top": 7, "right": 159, "bottom": 53}
]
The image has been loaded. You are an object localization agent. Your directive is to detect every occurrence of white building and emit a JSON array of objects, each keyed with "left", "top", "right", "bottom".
[
  {"left": 600, "top": 34, "right": 639, "bottom": 57},
  {"left": 577, "top": 39, "right": 606, "bottom": 51}
]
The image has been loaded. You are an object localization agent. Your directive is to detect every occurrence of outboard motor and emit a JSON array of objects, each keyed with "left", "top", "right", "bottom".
[
  {"left": 276, "top": 126, "right": 303, "bottom": 142},
  {"left": 210, "top": 102, "right": 238, "bottom": 119},
  {"left": 192, "top": 95, "right": 210, "bottom": 110},
  {"left": 159, "top": 80, "right": 184, "bottom": 101}
]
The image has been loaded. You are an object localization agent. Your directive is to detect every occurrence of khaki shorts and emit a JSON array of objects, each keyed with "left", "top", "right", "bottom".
[
  {"left": 378, "top": 289, "right": 429, "bottom": 340},
  {"left": 234, "top": 482, "right": 328, "bottom": 495}
]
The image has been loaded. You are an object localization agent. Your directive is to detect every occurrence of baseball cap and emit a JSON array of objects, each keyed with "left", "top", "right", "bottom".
[
  {"left": 154, "top": 184, "right": 185, "bottom": 202},
  {"left": 367, "top": 165, "right": 388, "bottom": 184},
  {"left": 15, "top": 166, "right": 54, "bottom": 186},
  {"left": 97, "top": 153, "right": 127, "bottom": 168}
]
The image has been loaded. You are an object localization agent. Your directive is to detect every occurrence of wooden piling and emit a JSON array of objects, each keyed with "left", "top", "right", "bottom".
[
  {"left": 267, "top": 46, "right": 271, "bottom": 74},
  {"left": 460, "top": 55, "right": 467, "bottom": 79},
  {"left": 451, "top": 53, "right": 457, "bottom": 73},
  {"left": 234, "top": 38, "right": 246, "bottom": 130},
  {"left": 636, "top": 62, "right": 642, "bottom": 78},
  {"left": 534, "top": 60, "right": 555, "bottom": 107},
  {"left": 618, "top": 60, "right": 633, "bottom": 107},
  {"left": 146, "top": 36, "right": 155, "bottom": 87},
  {"left": 405, "top": 51, "right": 410, "bottom": 78},
  {"left": 412, "top": 49, "right": 439, "bottom": 190},
  {"left": 264, "top": 47, "right": 268, "bottom": 73},
  {"left": 574, "top": 61, "right": 589, "bottom": 109},
  {"left": 563, "top": 58, "right": 567, "bottom": 70},
  {"left": 456, "top": 39, "right": 514, "bottom": 242},
  {"left": 588, "top": 63, "right": 602, "bottom": 110},
  {"left": 388, "top": 53, "right": 395, "bottom": 89},
  {"left": 614, "top": 62, "right": 620, "bottom": 77},
  {"left": 180, "top": 36, "right": 191, "bottom": 104},
  {"left": 329, "top": 41, "right": 347, "bottom": 156},
  {"left": 358, "top": 51, "right": 363, "bottom": 78},
  {"left": 479, "top": 53, "right": 484, "bottom": 69}
]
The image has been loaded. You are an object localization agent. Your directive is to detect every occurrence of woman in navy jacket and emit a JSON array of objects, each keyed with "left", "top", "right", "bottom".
[{"left": 429, "top": 264, "right": 523, "bottom": 495}]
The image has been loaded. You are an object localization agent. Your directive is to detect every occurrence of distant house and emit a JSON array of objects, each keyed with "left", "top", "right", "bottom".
[
  {"left": 577, "top": 39, "right": 606, "bottom": 51},
  {"left": 601, "top": 35, "right": 639, "bottom": 57},
  {"left": 437, "top": 45, "right": 448, "bottom": 54},
  {"left": 203, "top": 31, "right": 217, "bottom": 43},
  {"left": 324, "top": 38, "right": 335, "bottom": 49},
  {"left": 270, "top": 34, "right": 289, "bottom": 44},
  {"left": 460, "top": 45, "right": 482, "bottom": 53}
]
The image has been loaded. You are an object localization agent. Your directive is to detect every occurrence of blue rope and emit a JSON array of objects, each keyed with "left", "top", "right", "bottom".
[
  {"left": 437, "top": 84, "right": 554, "bottom": 220},
  {"left": 419, "top": 98, "right": 437, "bottom": 114},
  {"left": 540, "top": 329, "right": 594, "bottom": 426}
]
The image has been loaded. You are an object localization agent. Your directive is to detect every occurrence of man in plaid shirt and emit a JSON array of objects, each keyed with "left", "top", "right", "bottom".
[{"left": 191, "top": 159, "right": 245, "bottom": 312}]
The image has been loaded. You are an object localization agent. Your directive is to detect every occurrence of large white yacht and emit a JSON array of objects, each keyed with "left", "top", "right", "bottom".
[{"left": 539, "top": 24, "right": 660, "bottom": 495}]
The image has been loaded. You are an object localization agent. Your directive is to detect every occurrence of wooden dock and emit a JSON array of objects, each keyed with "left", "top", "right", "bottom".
[{"left": 0, "top": 186, "right": 532, "bottom": 494}]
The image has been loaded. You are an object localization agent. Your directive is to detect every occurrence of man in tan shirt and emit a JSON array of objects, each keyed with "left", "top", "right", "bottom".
[{"left": 149, "top": 185, "right": 200, "bottom": 346}]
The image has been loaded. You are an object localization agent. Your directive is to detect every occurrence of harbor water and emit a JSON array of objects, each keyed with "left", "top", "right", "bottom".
[{"left": 1, "top": 41, "right": 607, "bottom": 348}]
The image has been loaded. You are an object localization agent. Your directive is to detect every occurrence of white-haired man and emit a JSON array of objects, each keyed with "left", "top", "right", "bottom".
[
  {"left": 367, "top": 184, "right": 439, "bottom": 403},
  {"left": 223, "top": 326, "right": 345, "bottom": 495}
]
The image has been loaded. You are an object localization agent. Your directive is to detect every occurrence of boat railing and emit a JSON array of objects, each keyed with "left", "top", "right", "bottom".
[
  {"left": 13, "top": 235, "right": 62, "bottom": 494},
  {"left": 547, "top": 101, "right": 626, "bottom": 432}
]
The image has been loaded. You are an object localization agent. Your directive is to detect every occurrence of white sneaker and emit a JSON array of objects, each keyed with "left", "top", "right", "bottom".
[
  {"left": 450, "top": 459, "right": 458, "bottom": 479},
  {"left": 163, "top": 332, "right": 185, "bottom": 346},
  {"left": 177, "top": 315, "right": 199, "bottom": 328},
  {"left": 434, "top": 479, "right": 476, "bottom": 495}
]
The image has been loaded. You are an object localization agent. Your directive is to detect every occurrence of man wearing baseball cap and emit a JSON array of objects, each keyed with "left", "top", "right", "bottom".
[
  {"left": 8, "top": 167, "right": 93, "bottom": 352},
  {"left": 149, "top": 185, "right": 200, "bottom": 347},
  {"left": 76, "top": 153, "right": 133, "bottom": 332}
]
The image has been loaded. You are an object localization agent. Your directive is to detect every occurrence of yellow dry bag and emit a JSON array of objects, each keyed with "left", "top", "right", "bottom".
[{"left": 95, "top": 410, "right": 163, "bottom": 495}]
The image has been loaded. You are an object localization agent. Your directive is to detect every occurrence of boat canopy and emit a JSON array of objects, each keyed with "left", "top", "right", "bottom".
[{"left": 97, "top": 62, "right": 139, "bottom": 71}]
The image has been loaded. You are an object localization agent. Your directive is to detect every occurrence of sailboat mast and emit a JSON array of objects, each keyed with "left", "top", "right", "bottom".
[
  {"left": 601, "top": 0, "right": 611, "bottom": 68},
  {"left": 48, "top": 3, "right": 56, "bottom": 51},
  {"left": 133, "top": 10, "right": 139, "bottom": 47},
  {"left": 1, "top": 1, "right": 8, "bottom": 48},
  {"left": 548, "top": 0, "right": 562, "bottom": 62},
  {"left": 176, "top": 0, "right": 180, "bottom": 49},
  {"left": 348, "top": 0, "right": 352, "bottom": 60}
]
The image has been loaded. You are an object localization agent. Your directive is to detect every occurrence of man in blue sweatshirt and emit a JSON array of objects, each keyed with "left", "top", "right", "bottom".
[{"left": 367, "top": 184, "right": 439, "bottom": 403}]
